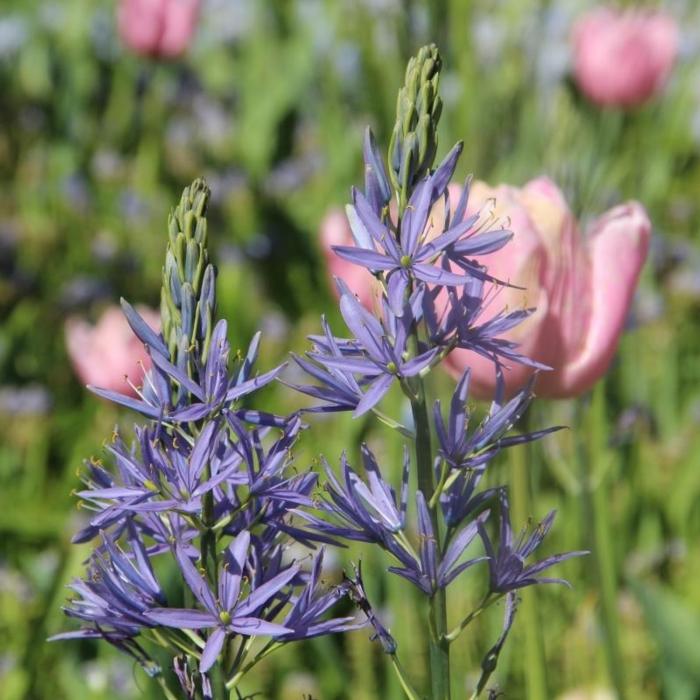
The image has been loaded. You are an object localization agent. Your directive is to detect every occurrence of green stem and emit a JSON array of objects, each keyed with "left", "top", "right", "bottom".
[
  {"left": 510, "top": 435, "right": 548, "bottom": 700},
  {"left": 155, "top": 676, "right": 180, "bottom": 700},
  {"left": 410, "top": 385, "right": 450, "bottom": 700},
  {"left": 390, "top": 653, "right": 425, "bottom": 700},
  {"left": 579, "top": 387, "right": 627, "bottom": 700},
  {"left": 199, "top": 432, "right": 219, "bottom": 582},
  {"left": 199, "top": 451, "right": 227, "bottom": 699},
  {"left": 225, "top": 641, "right": 281, "bottom": 690},
  {"left": 444, "top": 594, "right": 496, "bottom": 642},
  {"left": 428, "top": 458, "right": 450, "bottom": 509},
  {"left": 210, "top": 662, "right": 227, "bottom": 700},
  {"left": 411, "top": 386, "right": 435, "bottom": 507}
]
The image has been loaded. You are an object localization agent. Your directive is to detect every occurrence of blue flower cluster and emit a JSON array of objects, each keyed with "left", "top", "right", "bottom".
[
  {"left": 53, "top": 182, "right": 361, "bottom": 698},
  {"left": 292, "top": 124, "right": 583, "bottom": 602},
  {"left": 56, "top": 45, "right": 585, "bottom": 700}
]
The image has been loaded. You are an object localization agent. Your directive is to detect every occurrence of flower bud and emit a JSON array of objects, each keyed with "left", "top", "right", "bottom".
[
  {"left": 388, "top": 44, "right": 443, "bottom": 209},
  {"left": 160, "top": 178, "right": 215, "bottom": 371},
  {"left": 572, "top": 7, "right": 678, "bottom": 108},
  {"left": 117, "top": 0, "right": 201, "bottom": 60}
]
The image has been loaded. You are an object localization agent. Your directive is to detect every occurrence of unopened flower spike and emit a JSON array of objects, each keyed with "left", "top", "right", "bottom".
[
  {"left": 160, "top": 177, "right": 216, "bottom": 376},
  {"left": 388, "top": 43, "right": 443, "bottom": 211}
]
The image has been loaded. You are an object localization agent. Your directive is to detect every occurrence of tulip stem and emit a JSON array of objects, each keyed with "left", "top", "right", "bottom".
[{"left": 580, "top": 386, "right": 628, "bottom": 700}]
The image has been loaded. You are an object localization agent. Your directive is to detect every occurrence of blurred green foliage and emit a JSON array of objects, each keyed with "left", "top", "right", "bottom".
[{"left": 1, "top": 0, "right": 700, "bottom": 698}]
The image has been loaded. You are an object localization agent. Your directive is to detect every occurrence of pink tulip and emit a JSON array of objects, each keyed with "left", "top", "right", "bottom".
[
  {"left": 117, "top": 0, "right": 201, "bottom": 59},
  {"left": 444, "top": 177, "right": 651, "bottom": 399},
  {"left": 572, "top": 7, "right": 678, "bottom": 108},
  {"left": 65, "top": 305, "right": 160, "bottom": 396},
  {"left": 320, "top": 208, "right": 377, "bottom": 309}
]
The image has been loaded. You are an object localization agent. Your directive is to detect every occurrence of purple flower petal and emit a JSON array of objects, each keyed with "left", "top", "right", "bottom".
[
  {"left": 120, "top": 298, "right": 168, "bottom": 357},
  {"left": 88, "top": 387, "right": 160, "bottom": 418},
  {"left": 236, "top": 564, "right": 299, "bottom": 617},
  {"left": 147, "top": 608, "right": 216, "bottom": 629},
  {"left": 450, "top": 228, "right": 513, "bottom": 257},
  {"left": 226, "top": 364, "right": 285, "bottom": 402},
  {"left": 174, "top": 545, "right": 217, "bottom": 613},
  {"left": 400, "top": 347, "right": 440, "bottom": 377},
  {"left": 345, "top": 203, "right": 375, "bottom": 250},
  {"left": 228, "top": 617, "right": 293, "bottom": 636},
  {"left": 200, "top": 627, "right": 226, "bottom": 673},
  {"left": 430, "top": 141, "right": 463, "bottom": 197},
  {"left": 219, "top": 531, "right": 250, "bottom": 611},
  {"left": 413, "top": 262, "right": 472, "bottom": 286},
  {"left": 387, "top": 270, "right": 409, "bottom": 317},
  {"left": 333, "top": 246, "right": 396, "bottom": 271},
  {"left": 150, "top": 351, "right": 204, "bottom": 401},
  {"left": 353, "top": 373, "right": 394, "bottom": 417}
]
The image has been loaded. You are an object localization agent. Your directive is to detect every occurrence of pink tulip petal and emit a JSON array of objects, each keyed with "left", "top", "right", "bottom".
[
  {"left": 118, "top": 0, "right": 200, "bottom": 59},
  {"left": 441, "top": 178, "right": 651, "bottom": 400},
  {"left": 572, "top": 7, "right": 678, "bottom": 108},
  {"left": 540, "top": 202, "right": 651, "bottom": 397},
  {"left": 65, "top": 305, "right": 160, "bottom": 397},
  {"left": 319, "top": 208, "right": 378, "bottom": 309}
]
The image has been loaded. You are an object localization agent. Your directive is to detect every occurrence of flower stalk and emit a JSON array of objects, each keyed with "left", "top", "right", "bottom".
[{"left": 410, "top": 382, "right": 450, "bottom": 700}]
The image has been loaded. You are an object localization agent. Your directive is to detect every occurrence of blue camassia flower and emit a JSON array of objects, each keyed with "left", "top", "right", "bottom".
[
  {"left": 148, "top": 531, "right": 296, "bottom": 673},
  {"left": 307, "top": 446, "right": 486, "bottom": 595},
  {"left": 306, "top": 282, "right": 439, "bottom": 416},
  {"left": 278, "top": 549, "right": 361, "bottom": 641},
  {"left": 92, "top": 308, "right": 287, "bottom": 427},
  {"left": 479, "top": 490, "right": 587, "bottom": 594},
  {"left": 434, "top": 369, "right": 561, "bottom": 472},
  {"left": 335, "top": 142, "right": 517, "bottom": 318},
  {"left": 303, "top": 444, "right": 410, "bottom": 546},
  {"left": 388, "top": 491, "right": 487, "bottom": 595},
  {"left": 51, "top": 527, "right": 165, "bottom": 639}
]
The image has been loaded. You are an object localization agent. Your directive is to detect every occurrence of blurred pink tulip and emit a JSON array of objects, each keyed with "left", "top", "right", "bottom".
[
  {"left": 65, "top": 305, "right": 160, "bottom": 396},
  {"left": 444, "top": 178, "right": 651, "bottom": 399},
  {"left": 572, "top": 7, "right": 678, "bottom": 107},
  {"left": 320, "top": 208, "right": 377, "bottom": 308},
  {"left": 117, "top": 0, "right": 201, "bottom": 59}
]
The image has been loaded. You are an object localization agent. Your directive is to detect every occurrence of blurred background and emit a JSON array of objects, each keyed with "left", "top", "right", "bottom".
[{"left": 1, "top": 0, "right": 700, "bottom": 698}]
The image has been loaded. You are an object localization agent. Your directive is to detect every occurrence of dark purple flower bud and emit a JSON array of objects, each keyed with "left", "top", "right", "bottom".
[
  {"left": 363, "top": 127, "right": 392, "bottom": 214},
  {"left": 474, "top": 592, "right": 518, "bottom": 696},
  {"left": 344, "top": 562, "right": 397, "bottom": 654},
  {"left": 173, "top": 655, "right": 213, "bottom": 700}
]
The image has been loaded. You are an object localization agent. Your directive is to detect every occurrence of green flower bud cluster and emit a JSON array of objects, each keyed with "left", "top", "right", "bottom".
[
  {"left": 160, "top": 178, "right": 217, "bottom": 376},
  {"left": 388, "top": 43, "right": 443, "bottom": 212}
]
